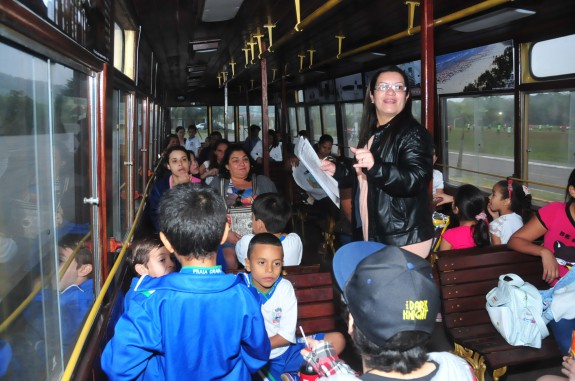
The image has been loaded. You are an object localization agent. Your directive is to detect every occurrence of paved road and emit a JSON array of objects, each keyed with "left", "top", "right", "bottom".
[{"left": 446, "top": 151, "right": 573, "bottom": 191}]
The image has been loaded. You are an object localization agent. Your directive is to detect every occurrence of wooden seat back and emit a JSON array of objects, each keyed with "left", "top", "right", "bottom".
[
  {"left": 284, "top": 271, "right": 337, "bottom": 336},
  {"left": 435, "top": 245, "right": 561, "bottom": 375}
]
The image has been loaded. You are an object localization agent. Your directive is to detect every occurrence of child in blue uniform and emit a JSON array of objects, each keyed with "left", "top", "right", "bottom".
[
  {"left": 101, "top": 184, "right": 270, "bottom": 380},
  {"left": 123, "top": 234, "right": 176, "bottom": 308},
  {"left": 24, "top": 234, "right": 94, "bottom": 355},
  {"left": 9, "top": 235, "right": 95, "bottom": 379},
  {"left": 242, "top": 233, "right": 345, "bottom": 381}
]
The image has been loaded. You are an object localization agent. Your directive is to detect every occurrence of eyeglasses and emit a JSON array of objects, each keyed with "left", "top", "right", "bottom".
[
  {"left": 374, "top": 83, "right": 407, "bottom": 92},
  {"left": 234, "top": 189, "right": 245, "bottom": 207}
]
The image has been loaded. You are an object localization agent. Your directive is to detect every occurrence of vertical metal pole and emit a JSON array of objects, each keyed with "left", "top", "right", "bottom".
[
  {"left": 261, "top": 41, "right": 269, "bottom": 176},
  {"left": 142, "top": 97, "right": 149, "bottom": 189},
  {"left": 126, "top": 93, "right": 135, "bottom": 227},
  {"left": 421, "top": 0, "right": 435, "bottom": 137},
  {"left": 421, "top": 0, "right": 435, "bottom": 196},
  {"left": 280, "top": 66, "right": 288, "bottom": 158},
  {"left": 224, "top": 83, "right": 229, "bottom": 140},
  {"left": 97, "top": 64, "right": 108, "bottom": 282}
]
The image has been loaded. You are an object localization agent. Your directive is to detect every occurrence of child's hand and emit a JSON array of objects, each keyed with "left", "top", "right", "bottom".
[
  {"left": 226, "top": 231, "right": 241, "bottom": 245},
  {"left": 540, "top": 249, "right": 559, "bottom": 284},
  {"left": 487, "top": 206, "right": 499, "bottom": 219},
  {"left": 561, "top": 356, "right": 575, "bottom": 380},
  {"left": 320, "top": 159, "right": 336, "bottom": 176},
  {"left": 299, "top": 339, "right": 356, "bottom": 377},
  {"left": 433, "top": 193, "right": 453, "bottom": 206}
]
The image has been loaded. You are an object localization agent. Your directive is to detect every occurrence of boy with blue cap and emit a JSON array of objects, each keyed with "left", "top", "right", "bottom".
[{"left": 299, "top": 242, "right": 474, "bottom": 380}]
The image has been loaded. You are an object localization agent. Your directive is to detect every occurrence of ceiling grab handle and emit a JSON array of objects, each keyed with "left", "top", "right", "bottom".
[
  {"left": 264, "top": 21, "right": 276, "bottom": 52},
  {"left": 406, "top": 1, "right": 420, "bottom": 36},
  {"left": 335, "top": 34, "right": 345, "bottom": 59},
  {"left": 294, "top": 0, "right": 302, "bottom": 31}
]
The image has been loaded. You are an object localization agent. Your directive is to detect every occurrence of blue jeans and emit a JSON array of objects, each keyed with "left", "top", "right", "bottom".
[{"left": 548, "top": 318, "right": 575, "bottom": 355}]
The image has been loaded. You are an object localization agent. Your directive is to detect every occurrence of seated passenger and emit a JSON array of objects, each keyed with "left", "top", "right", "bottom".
[
  {"left": 439, "top": 184, "right": 490, "bottom": 250},
  {"left": 240, "top": 233, "right": 345, "bottom": 381},
  {"left": 154, "top": 134, "right": 179, "bottom": 178},
  {"left": 296, "top": 242, "right": 475, "bottom": 380},
  {"left": 149, "top": 145, "right": 201, "bottom": 232},
  {"left": 209, "top": 144, "right": 277, "bottom": 270},
  {"left": 487, "top": 178, "right": 532, "bottom": 245},
  {"left": 509, "top": 167, "right": 575, "bottom": 355},
  {"left": 188, "top": 151, "right": 202, "bottom": 183},
  {"left": 268, "top": 129, "right": 283, "bottom": 162},
  {"left": 199, "top": 139, "right": 229, "bottom": 185},
  {"left": 432, "top": 145, "right": 444, "bottom": 197},
  {"left": 124, "top": 234, "right": 176, "bottom": 308},
  {"left": 175, "top": 126, "right": 186, "bottom": 146},
  {"left": 235, "top": 193, "right": 302, "bottom": 267},
  {"left": 184, "top": 124, "right": 201, "bottom": 157},
  {"left": 101, "top": 184, "right": 270, "bottom": 380}
]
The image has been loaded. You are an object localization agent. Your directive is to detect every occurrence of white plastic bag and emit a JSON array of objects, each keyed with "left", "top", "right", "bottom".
[{"left": 486, "top": 273, "right": 549, "bottom": 348}]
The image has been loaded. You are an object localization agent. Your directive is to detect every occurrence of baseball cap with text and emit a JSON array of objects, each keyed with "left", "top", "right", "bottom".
[{"left": 333, "top": 242, "right": 439, "bottom": 347}]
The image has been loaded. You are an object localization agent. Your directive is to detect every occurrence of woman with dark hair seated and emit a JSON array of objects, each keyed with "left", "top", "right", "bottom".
[
  {"left": 149, "top": 145, "right": 200, "bottom": 232},
  {"left": 209, "top": 144, "right": 277, "bottom": 269}
]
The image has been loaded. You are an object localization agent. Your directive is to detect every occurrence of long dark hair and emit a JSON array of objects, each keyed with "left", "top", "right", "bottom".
[
  {"left": 454, "top": 184, "right": 490, "bottom": 248},
  {"left": 358, "top": 65, "right": 413, "bottom": 148},
  {"left": 566, "top": 167, "right": 575, "bottom": 203},
  {"left": 207, "top": 139, "right": 229, "bottom": 170}
]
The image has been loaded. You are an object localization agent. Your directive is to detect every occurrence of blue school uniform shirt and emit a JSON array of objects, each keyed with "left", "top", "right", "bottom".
[
  {"left": 24, "top": 278, "right": 94, "bottom": 355},
  {"left": 101, "top": 266, "right": 271, "bottom": 380}
]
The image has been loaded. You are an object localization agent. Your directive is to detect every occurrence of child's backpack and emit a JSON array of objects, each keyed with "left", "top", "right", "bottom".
[{"left": 486, "top": 273, "right": 549, "bottom": 348}]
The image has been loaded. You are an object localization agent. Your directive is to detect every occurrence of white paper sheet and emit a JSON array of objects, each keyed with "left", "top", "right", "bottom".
[{"left": 293, "top": 137, "right": 340, "bottom": 208}]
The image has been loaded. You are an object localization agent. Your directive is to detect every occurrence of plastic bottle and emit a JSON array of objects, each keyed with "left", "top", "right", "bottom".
[{"left": 299, "top": 360, "right": 318, "bottom": 381}]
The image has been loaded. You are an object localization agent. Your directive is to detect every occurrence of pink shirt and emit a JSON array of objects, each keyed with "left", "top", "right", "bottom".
[
  {"left": 442, "top": 225, "right": 476, "bottom": 250},
  {"left": 537, "top": 201, "right": 575, "bottom": 283},
  {"left": 169, "top": 174, "right": 201, "bottom": 188}
]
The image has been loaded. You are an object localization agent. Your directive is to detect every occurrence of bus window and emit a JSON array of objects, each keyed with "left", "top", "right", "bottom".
[
  {"left": 412, "top": 99, "right": 422, "bottom": 124},
  {"left": 526, "top": 91, "right": 575, "bottom": 203},
  {"left": 288, "top": 107, "right": 297, "bottom": 139},
  {"left": 341, "top": 103, "right": 362, "bottom": 157},
  {"left": 112, "top": 89, "right": 130, "bottom": 238},
  {"left": 238, "top": 106, "right": 248, "bottom": 141},
  {"left": 0, "top": 41, "right": 94, "bottom": 380},
  {"left": 531, "top": 34, "right": 575, "bottom": 79},
  {"left": 443, "top": 95, "right": 514, "bottom": 191},
  {"left": 212, "top": 106, "right": 234, "bottom": 141},
  {"left": 309, "top": 105, "right": 321, "bottom": 142},
  {"left": 322, "top": 105, "right": 337, "bottom": 147},
  {"left": 267, "top": 105, "right": 276, "bottom": 132},
  {"left": 296, "top": 107, "right": 306, "bottom": 133}
]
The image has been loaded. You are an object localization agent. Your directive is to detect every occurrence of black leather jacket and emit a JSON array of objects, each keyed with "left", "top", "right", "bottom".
[{"left": 333, "top": 112, "right": 434, "bottom": 246}]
